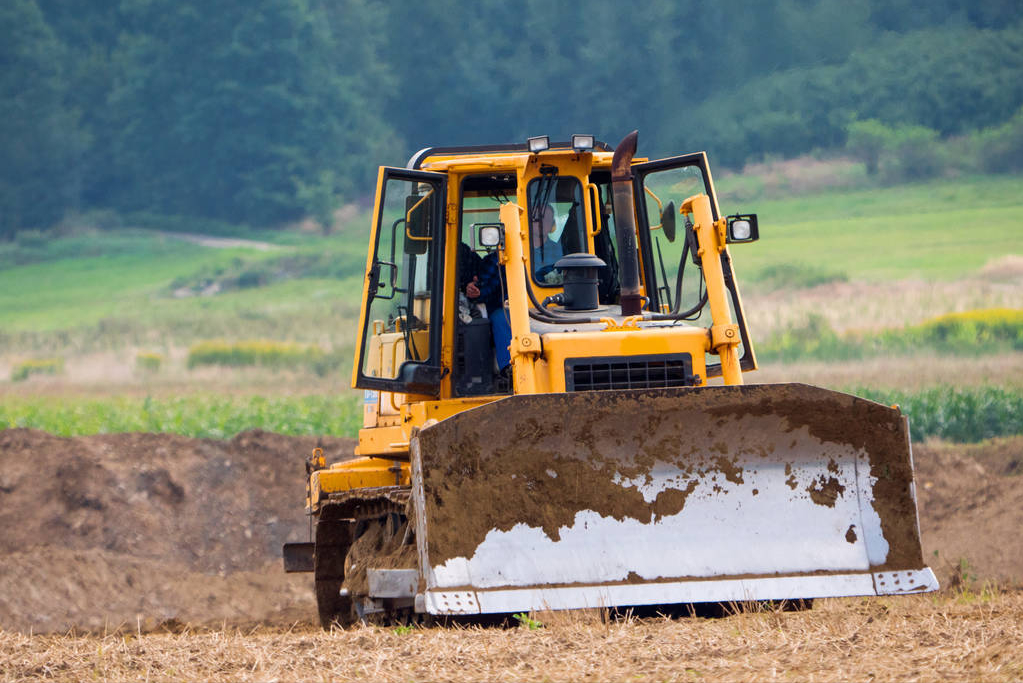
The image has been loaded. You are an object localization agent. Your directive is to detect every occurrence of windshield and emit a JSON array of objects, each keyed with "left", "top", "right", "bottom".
[{"left": 526, "top": 176, "right": 584, "bottom": 286}]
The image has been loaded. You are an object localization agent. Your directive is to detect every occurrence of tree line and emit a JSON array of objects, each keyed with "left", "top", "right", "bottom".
[{"left": 2, "top": 0, "right": 1021, "bottom": 237}]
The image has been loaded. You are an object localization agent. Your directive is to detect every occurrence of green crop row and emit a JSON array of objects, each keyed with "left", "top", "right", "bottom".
[
  {"left": 852, "top": 385, "right": 1023, "bottom": 443},
  {"left": 2, "top": 386, "right": 1018, "bottom": 444},
  {"left": 760, "top": 308, "right": 1023, "bottom": 363},
  {"left": 0, "top": 394, "right": 362, "bottom": 439}
]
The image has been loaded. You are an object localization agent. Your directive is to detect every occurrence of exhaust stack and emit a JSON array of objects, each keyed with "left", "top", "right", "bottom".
[{"left": 610, "top": 130, "right": 643, "bottom": 316}]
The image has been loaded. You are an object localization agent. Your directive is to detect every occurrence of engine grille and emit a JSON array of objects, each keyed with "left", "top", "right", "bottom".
[{"left": 565, "top": 353, "right": 697, "bottom": 391}]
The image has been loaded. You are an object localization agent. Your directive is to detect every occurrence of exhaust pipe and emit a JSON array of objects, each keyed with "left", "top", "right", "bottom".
[{"left": 610, "top": 130, "right": 643, "bottom": 316}]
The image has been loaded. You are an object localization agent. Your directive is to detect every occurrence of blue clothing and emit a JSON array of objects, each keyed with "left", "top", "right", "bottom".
[
  {"left": 491, "top": 307, "right": 512, "bottom": 369},
  {"left": 532, "top": 239, "right": 563, "bottom": 279}
]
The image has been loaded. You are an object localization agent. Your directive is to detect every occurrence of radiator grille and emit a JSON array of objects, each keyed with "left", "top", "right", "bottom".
[{"left": 565, "top": 354, "right": 697, "bottom": 391}]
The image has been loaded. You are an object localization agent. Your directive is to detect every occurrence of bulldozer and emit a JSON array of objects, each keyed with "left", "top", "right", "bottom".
[{"left": 283, "top": 131, "right": 938, "bottom": 627}]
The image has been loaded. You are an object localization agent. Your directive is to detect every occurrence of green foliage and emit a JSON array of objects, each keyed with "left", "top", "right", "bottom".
[
  {"left": 845, "top": 118, "right": 946, "bottom": 182},
  {"left": 692, "top": 24, "right": 1023, "bottom": 168},
  {"left": 512, "top": 612, "right": 544, "bottom": 630},
  {"left": 846, "top": 120, "right": 891, "bottom": 175},
  {"left": 852, "top": 386, "right": 1023, "bottom": 443},
  {"left": 0, "top": 394, "right": 362, "bottom": 438},
  {"left": 0, "top": 0, "right": 83, "bottom": 236},
  {"left": 975, "top": 106, "right": 1023, "bottom": 174},
  {"left": 880, "top": 125, "right": 944, "bottom": 182},
  {"left": 135, "top": 352, "right": 163, "bottom": 374},
  {"left": 3, "top": 1, "right": 1022, "bottom": 237},
  {"left": 913, "top": 309, "right": 1023, "bottom": 349},
  {"left": 10, "top": 357, "right": 64, "bottom": 382}
]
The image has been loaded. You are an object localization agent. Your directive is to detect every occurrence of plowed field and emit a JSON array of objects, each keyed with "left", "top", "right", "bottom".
[{"left": 1, "top": 429, "right": 1021, "bottom": 681}]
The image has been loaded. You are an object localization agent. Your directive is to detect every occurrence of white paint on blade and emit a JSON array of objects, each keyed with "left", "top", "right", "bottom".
[{"left": 431, "top": 455, "right": 875, "bottom": 589}]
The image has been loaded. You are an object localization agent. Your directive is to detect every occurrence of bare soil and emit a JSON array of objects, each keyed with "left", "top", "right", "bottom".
[
  {"left": 0, "top": 429, "right": 352, "bottom": 633},
  {"left": 0, "top": 429, "right": 1020, "bottom": 637}
]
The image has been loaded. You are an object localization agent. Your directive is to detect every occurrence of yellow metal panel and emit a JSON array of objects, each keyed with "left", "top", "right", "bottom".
[
  {"left": 682, "top": 193, "right": 743, "bottom": 385},
  {"left": 356, "top": 424, "right": 410, "bottom": 457},
  {"left": 314, "top": 456, "right": 410, "bottom": 495},
  {"left": 540, "top": 326, "right": 711, "bottom": 392},
  {"left": 356, "top": 396, "right": 500, "bottom": 458},
  {"left": 414, "top": 396, "right": 502, "bottom": 423}
]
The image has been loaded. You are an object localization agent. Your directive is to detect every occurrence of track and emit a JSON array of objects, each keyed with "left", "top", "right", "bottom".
[{"left": 313, "top": 486, "right": 414, "bottom": 627}]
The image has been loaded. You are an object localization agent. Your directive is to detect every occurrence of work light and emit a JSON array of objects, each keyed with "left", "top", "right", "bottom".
[
  {"left": 571, "top": 134, "right": 595, "bottom": 151},
  {"left": 527, "top": 135, "right": 550, "bottom": 153}
]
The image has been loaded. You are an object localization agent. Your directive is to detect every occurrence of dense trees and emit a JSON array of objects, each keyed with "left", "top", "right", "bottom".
[
  {"left": 0, "top": 0, "right": 82, "bottom": 237},
  {"left": 1, "top": 0, "right": 1021, "bottom": 235}
]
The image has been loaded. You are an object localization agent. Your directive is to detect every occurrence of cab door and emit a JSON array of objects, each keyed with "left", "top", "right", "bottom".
[
  {"left": 631, "top": 153, "right": 755, "bottom": 375},
  {"left": 352, "top": 167, "right": 447, "bottom": 396}
]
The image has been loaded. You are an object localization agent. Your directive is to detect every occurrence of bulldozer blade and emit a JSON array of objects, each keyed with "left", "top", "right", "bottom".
[{"left": 409, "top": 383, "right": 937, "bottom": 616}]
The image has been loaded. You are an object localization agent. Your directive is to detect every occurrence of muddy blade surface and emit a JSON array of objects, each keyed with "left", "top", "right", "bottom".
[{"left": 410, "top": 384, "right": 937, "bottom": 615}]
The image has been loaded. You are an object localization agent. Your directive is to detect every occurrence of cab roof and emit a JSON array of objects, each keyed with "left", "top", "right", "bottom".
[{"left": 407, "top": 140, "right": 614, "bottom": 170}]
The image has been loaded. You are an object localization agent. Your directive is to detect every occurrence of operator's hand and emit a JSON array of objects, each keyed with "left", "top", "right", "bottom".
[{"left": 466, "top": 276, "right": 480, "bottom": 299}]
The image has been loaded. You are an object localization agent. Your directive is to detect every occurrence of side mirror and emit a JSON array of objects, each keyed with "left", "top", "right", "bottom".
[
  {"left": 475, "top": 222, "right": 504, "bottom": 250},
  {"left": 726, "top": 214, "right": 759, "bottom": 243},
  {"left": 661, "top": 201, "right": 676, "bottom": 243},
  {"left": 404, "top": 192, "right": 432, "bottom": 255}
]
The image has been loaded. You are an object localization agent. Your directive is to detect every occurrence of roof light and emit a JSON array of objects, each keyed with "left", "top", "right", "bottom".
[
  {"left": 572, "top": 134, "right": 595, "bottom": 152},
  {"left": 527, "top": 135, "right": 550, "bottom": 153}
]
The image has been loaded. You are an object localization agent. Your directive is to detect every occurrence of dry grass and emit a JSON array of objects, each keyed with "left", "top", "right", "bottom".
[
  {"left": 3, "top": 592, "right": 1021, "bottom": 682},
  {"left": 749, "top": 352, "right": 1023, "bottom": 390},
  {"left": 742, "top": 275, "right": 1023, "bottom": 340}
]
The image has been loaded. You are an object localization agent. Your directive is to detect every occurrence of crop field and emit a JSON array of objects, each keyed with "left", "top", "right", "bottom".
[{"left": 1, "top": 170, "right": 1021, "bottom": 681}]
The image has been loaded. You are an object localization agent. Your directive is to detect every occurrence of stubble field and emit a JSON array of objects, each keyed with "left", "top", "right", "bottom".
[{"left": 4, "top": 593, "right": 1023, "bottom": 682}]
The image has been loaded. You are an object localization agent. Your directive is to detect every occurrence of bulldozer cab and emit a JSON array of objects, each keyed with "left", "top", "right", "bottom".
[{"left": 630, "top": 152, "right": 756, "bottom": 376}]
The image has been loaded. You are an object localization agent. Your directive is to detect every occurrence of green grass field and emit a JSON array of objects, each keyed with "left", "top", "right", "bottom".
[{"left": 726, "top": 175, "right": 1023, "bottom": 281}]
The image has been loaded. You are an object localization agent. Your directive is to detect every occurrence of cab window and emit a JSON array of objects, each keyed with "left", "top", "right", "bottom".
[{"left": 526, "top": 176, "right": 584, "bottom": 286}]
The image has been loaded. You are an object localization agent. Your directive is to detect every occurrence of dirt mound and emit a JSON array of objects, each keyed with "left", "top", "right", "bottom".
[
  {"left": 0, "top": 429, "right": 354, "bottom": 633},
  {"left": 0, "top": 429, "right": 1020, "bottom": 633},
  {"left": 913, "top": 436, "right": 1023, "bottom": 588}
]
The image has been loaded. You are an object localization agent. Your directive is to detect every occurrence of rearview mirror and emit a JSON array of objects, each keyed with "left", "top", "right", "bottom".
[
  {"left": 726, "top": 214, "right": 759, "bottom": 243},
  {"left": 404, "top": 192, "right": 433, "bottom": 255},
  {"left": 661, "top": 201, "right": 676, "bottom": 242}
]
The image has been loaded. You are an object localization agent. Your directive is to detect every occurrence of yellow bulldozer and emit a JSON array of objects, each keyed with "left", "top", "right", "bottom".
[{"left": 284, "top": 131, "right": 937, "bottom": 627}]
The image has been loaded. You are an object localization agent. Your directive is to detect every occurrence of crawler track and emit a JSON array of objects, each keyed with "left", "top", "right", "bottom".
[{"left": 313, "top": 486, "right": 413, "bottom": 628}]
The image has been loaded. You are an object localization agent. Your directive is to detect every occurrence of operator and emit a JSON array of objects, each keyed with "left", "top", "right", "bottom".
[
  {"left": 467, "top": 248, "right": 512, "bottom": 374},
  {"left": 531, "top": 203, "right": 564, "bottom": 282}
]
